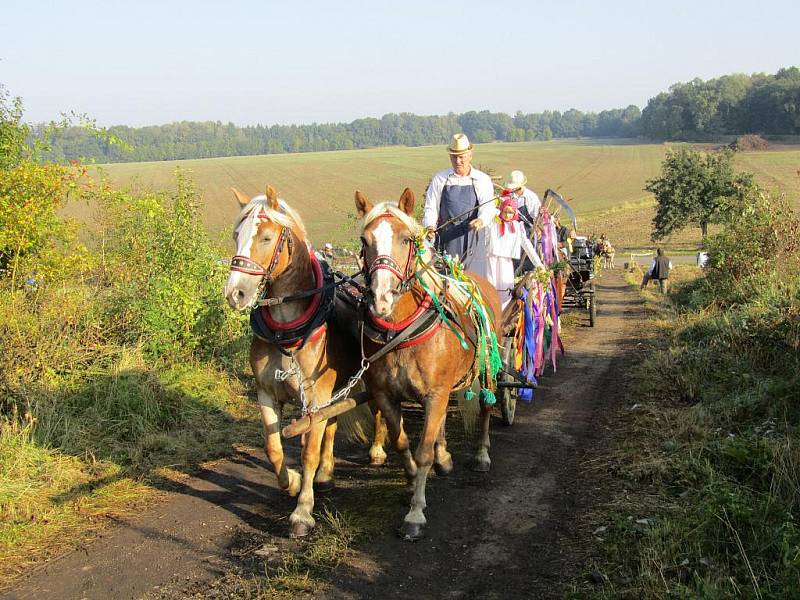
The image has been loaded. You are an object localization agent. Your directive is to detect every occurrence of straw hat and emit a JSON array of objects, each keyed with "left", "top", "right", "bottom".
[
  {"left": 448, "top": 133, "right": 473, "bottom": 155},
  {"left": 503, "top": 170, "right": 527, "bottom": 190}
]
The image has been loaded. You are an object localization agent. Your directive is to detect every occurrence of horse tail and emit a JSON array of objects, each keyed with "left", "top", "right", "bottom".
[{"left": 334, "top": 384, "right": 380, "bottom": 445}]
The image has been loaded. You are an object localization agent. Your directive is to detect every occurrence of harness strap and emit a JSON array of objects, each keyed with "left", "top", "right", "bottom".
[
  {"left": 230, "top": 225, "right": 293, "bottom": 283},
  {"left": 362, "top": 307, "right": 441, "bottom": 363},
  {"left": 250, "top": 255, "right": 337, "bottom": 355}
]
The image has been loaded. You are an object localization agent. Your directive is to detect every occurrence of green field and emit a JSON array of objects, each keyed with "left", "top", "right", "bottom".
[{"left": 75, "top": 139, "right": 800, "bottom": 251}]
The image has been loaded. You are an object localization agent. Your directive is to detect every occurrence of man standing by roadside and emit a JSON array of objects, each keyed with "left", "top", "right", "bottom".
[
  {"left": 640, "top": 247, "right": 673, "bottom": 293},
  {"left": 424, "top": 134, "right": 497, "bottom": 278}
]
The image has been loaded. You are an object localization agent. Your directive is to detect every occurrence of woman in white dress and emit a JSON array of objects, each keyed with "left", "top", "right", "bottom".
[{"left": 486, "top": 196, "right": 545, "bottom": 309}]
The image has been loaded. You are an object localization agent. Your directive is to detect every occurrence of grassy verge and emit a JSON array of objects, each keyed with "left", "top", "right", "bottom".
[
  {"left": 572, "top": 259, "right": 799, "bottom": 598},
  {"left": 0, "top": 161, "right": 262, "bottom": 583}
]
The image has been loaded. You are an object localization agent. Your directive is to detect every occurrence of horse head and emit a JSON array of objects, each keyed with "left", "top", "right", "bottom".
[
  {"left": 355, "top": 188, "right": 424, "bottom": 318},
  {"left": 224, "top": 185, "right": 306, "bottom": 310}
]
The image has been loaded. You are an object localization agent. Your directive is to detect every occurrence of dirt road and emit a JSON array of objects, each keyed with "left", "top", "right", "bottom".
[{"left": 2, "top": 269, "right": 645, "bottom": 599}]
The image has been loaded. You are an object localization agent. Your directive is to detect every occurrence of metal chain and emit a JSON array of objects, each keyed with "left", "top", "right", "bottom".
[
  {"left": 310, "top": 358, "right": 370, "bottom": 415},
  {"left": 275, "top": 354, "right": 370, "bottom": 416},
  {"left": 274, "top": 354, "right": 310, "bottom": 415}
]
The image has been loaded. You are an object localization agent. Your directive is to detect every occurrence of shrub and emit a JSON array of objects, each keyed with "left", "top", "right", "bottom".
[
  {"left": 703, "top": 190, "right": 800, "bottom": 306},
  {"left": 96, "top": 171, "right": 246, "bottom": 358}
]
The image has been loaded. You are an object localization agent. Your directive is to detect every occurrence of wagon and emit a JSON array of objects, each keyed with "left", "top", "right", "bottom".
[
  {"left": 562, "top": 236, "right": 597, "bottom": 327},
  {"left": 495, "top": 272, "right": 540, "bottom": 426}
]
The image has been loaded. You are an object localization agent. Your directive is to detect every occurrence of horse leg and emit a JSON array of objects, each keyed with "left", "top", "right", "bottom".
[
  {"left": 472, "top": 398, "right": 493, "bottom": 472},
  {"left": 289, "top": 417, "right": 327, "bottom": 538},
  {"left": 368, "top": 406, "right": 388, "bottom": 466},
  {"left": 399, "top": 393, "right": 448, "bottom": 541},
  {"left": 379, "top": 395, "right": 417, "bottom": 496},
  {"left": 433, "top": 419, "right": 453, "bottom": 476},
  {"left": 257, "top": 389, "right": 301, "bottom": 497},
  {"left": 314, "top": 417, "right": 337, "bottom": 493}
]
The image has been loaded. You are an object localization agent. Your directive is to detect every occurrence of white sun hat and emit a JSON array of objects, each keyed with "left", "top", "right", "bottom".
[
  {"left": 503, "top": 170, "right": 528, "bottom": 190},
  {"left": 448, "top": 133, "right": 473, "bottom": 155}
]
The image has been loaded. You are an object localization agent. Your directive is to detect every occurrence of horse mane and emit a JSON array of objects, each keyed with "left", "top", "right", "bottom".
[
  {"left": 236, "top": 194, "right": 307, "bottom": 240},
  {"left": 362, "top": 202, "right": 423, "bottom": 237}
]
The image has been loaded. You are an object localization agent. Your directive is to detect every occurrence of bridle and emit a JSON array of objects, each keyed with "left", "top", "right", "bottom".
[
  {"left": 361, "top": 212, "right": 417, "bottom": 295},
  {"left": 230, "top": 213, "right": 295, "bottom": 286}
]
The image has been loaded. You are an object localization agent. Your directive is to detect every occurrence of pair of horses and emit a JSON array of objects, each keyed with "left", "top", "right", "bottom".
[
  {"left": 596, "top": 239, "right": 615, "bottom": 269},
  {"left": 224, "top": 185, "right": 500, "bottom": 540}
]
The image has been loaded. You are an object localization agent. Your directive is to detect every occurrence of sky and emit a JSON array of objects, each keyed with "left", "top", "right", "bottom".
[{"left": 1, "top": 0, "right": 798, "bottom": 127}]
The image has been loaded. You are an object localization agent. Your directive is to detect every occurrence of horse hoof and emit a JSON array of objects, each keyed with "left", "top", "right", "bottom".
[
  {"left": 471, "top": 457, "right": 491, "bottom": 473},
  {"left": 398, "top": 521, "right": 424, "bottom": 541},
  {"left": 289, "top": 521, "right": 312, "bottom": 539},
  {"left": 434, "top": 457, "right": 454, "bottom": 476},
  {"left": 369, "top": 448, "right": 388, "bottom": 466},
  {"left": 314, "top": 479, "right": 336, "bottom": 494}
]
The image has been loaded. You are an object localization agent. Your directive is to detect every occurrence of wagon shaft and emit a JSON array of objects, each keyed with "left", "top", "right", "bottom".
[{"left": 281, "top": 392, "right": 370, "bottom": 439}]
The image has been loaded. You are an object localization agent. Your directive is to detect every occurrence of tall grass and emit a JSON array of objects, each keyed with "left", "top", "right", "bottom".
[
  {"left": 0, "top": 157, "right": 258, "bottom": 578},
  {"left": 580, "top": 193, "right": 800, "bottom": 598}
]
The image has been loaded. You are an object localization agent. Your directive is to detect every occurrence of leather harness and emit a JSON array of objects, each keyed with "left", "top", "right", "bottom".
[{"left": 250, "top": 251, "right": 336, "bottom": 354}]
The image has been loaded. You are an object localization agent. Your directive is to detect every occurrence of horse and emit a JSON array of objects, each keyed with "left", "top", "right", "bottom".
[
  {"left": 224, "top": 185, "right": 386, "bottom": 538},
  {"left": 354, "top": 187, "right": 502, "bottom": 541},
  {"left": 596, "top": 239, "right": 615, "bottom": 269}
]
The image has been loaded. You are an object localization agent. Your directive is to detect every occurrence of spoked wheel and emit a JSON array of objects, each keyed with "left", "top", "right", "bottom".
[
  {"left": 588, "top": 283, "right": 597, "bottom": 327},
  {"left": 499, "top": 337, "right": 517, "bottom": 426}
]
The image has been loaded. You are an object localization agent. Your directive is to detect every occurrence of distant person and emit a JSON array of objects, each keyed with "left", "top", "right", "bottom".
[
  {"left": 640, "top": 248, "right": 673, "bottom": 293},
  {"left": 424, "top": 134, "right": 496, "bottom": 277},
  {"left": 501, "top": 170, "right": 541, "bottom": 225}
]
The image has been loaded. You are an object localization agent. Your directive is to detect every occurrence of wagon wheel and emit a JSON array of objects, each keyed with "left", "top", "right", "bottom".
[
  {"left": 588, "top": 283, "right": 597, "bottom": 327},
  {"left": 499, "top": 336, "right": 517, "bottom": 426}
]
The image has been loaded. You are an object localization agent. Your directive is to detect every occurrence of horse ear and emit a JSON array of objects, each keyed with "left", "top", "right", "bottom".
[
  {"left": 398, "top": 188, "right": 415, "bottom": 216},
  {"left": 231, "top": 187, "right": 250, "bottom": 207},
  {"left": 354, "top": 191, "right": 373, "bottom": 218},
  {"left": 265, "top": 185, "right": 279, "bottom": 210}
]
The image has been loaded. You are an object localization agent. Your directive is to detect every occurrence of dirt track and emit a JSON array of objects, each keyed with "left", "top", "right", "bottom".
[{"left": 2, "top": 269, "right": 645, "bottom": 600}]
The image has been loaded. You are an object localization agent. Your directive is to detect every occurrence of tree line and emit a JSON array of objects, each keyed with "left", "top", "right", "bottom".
[
  {"left": 29, "top": 66, "right": 800, "bottom": 163},
  {"left": 34, "top": 107, "right": 642, "bottom": 163},
  {"left": 640, "top": 67, "right": 800, "bottom": 140}
]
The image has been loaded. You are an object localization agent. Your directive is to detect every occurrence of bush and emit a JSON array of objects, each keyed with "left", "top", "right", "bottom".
[
  {"left": 703, "top": 191, "right": 800, "bottom": 306},
  {"left": 96, "top": 171, "right": 246, "bottom": 358}
]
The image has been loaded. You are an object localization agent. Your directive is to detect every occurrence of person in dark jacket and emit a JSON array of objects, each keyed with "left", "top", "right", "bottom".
[{"left": 640, "top": 248, "right": 673, "bottom": 293}]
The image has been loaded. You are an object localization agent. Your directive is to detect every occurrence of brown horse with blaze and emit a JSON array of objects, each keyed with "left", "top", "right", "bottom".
[
  {"left": 224, "top": 185, "right": 385, "bottom": 538},
  {"left": 355, "top": 188, "right": 502, "bottom": 541}
]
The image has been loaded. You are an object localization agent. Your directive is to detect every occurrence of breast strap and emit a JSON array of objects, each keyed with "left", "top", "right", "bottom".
[{"left": 250, "top": 257, "right": 336, "bottom": 354}]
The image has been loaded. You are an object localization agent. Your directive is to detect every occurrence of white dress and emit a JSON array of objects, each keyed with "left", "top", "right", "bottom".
[{"left": 486, "top": 220, "right": 544, "bottom": 308}]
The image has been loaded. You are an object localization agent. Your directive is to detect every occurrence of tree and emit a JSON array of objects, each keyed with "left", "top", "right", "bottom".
[
  {"left": 0, "top": 87, "right": 28, "bottom": 170},
  {"left": 645, "top": 147, "right": 755, "bottom": 240}
]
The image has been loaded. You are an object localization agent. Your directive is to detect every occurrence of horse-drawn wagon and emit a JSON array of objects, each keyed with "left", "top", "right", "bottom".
[
  {"left": 224, "top": 182, "right": 569, "bottom": 540},
  {"left": 562, "top": 236, "right": 597, "bottom": 327}
]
